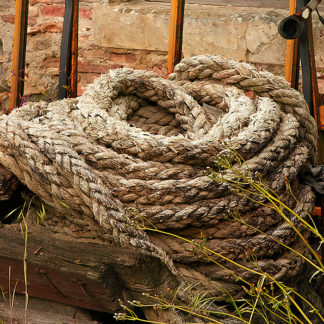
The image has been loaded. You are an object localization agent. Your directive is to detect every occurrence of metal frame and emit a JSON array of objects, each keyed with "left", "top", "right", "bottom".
[
  {"left": 284, "top": 0, "right": 324, "bottom": 163},
  {"left": 10, "top": 0, "right": 79, "bottom": 109},
  {"left": 167, "top": 0, "right": 185, "bottom": 76},
  {"left": 10, "top": 0, "right": 184, "bottom": 108},
  {"left": 10, "top": 0, "right": 29, "bottom": 111}
]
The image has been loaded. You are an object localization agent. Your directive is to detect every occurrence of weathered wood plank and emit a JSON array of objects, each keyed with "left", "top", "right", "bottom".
[
  {"left": 0, "top": 226, "right": 178, "bottom": 314},
  {"left": 0, "top": 164, "right": 20, "bottom": 201},
  {"left": 0, "top": 294, "right": 98, "bottom": 324}
]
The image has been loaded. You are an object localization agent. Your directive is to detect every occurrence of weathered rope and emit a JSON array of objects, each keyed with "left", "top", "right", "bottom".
[{"left": 0, "top": 55, "right": 318, "bottom": 318}]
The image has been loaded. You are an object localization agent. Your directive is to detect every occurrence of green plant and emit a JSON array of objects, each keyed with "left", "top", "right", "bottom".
[
  {"left": 3, "top": 197, "right": 47, "bottom": 324},
  {"left": 8, "top": 266, "right": 18, "bottom": 324},
  {"left": 115, "top": 149, "right": 324, "bottom": 323}
]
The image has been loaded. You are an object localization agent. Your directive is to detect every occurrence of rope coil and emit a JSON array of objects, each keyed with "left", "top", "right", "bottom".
[{"left": 0, "top": 55, "right": 318, "bottom": 312}]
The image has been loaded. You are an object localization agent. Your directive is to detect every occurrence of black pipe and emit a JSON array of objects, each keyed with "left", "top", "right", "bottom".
[{"left": 58, "top": 0, "right": 74, "bottom": 99}]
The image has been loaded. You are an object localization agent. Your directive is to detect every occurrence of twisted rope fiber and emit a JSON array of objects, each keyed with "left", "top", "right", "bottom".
[{"left": 0, "top": 55, "right": 319, "bottom": 320}]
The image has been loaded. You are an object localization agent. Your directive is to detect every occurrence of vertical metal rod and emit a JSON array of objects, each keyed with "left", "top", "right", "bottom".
[
  {"left": 285, "top": 0, "right": 299, "bottom": 89},
  {"left": 10, "top": 0, "right": 29, "bottom": 111},
  {"left": 167, "top": 0, "right": 185, "bottom": 76},
  {"left": 69, "top": 0, "right": 79, "bottom": 98},
  {"left": 306, "top": 16, "right": 320, "bottom": 124},
  {"left": 58, "top": 0, "right": 73, "bottom": 99}
]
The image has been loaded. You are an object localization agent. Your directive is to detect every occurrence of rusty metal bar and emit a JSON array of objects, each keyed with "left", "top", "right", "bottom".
[
  {"left": 69, "top": 0, "right": 79, "bottom": 98},
  {"left": 285, "top": 0, "right": 299, "bottom": 89},
  {"left": 58, "top": 0, "right": 73, "bottom": 99},
  {"left": 10, "top": 0, "right": 29, "bottom": 111},
  {"left": 167, "top": 0, "right": 185, "bottom": 76},
  {"left": 306, "top": 13, "right": 320, "bottom": 124}
]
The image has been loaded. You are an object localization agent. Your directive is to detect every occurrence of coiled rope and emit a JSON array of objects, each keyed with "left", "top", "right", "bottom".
[{"left": 0, "top": 55, "right": 318, "bottom": 317}]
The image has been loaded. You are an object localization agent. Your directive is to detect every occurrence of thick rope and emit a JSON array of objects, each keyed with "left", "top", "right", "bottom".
[{"left": 0, "top": 55, "right": 319, "bottom": 321}]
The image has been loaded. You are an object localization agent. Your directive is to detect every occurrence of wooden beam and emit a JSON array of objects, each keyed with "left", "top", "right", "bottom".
[
  {"left": 0, "top": 225, "right": 178, "bottom": 314},
  {"left": 10, "top": 0, "right": 29, "bottom": 111},
  {"left": 69, "top": 0, "right": 79, "bottom": 98},
  {"left": 0, "top": 294, "right": 97, "bottom": 323},
  {"left": 167, "top": 0, "right": 185, "bottom": 76},
  {"left": 285, "top": 0, "right": 299, "bottom": 89}
]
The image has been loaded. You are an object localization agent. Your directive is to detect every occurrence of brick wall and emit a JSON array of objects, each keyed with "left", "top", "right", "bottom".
[
  {"left": 1, "top": 0, "right": 324, "bottom": 113},
  {"left": 0, "top": 0, "right": 169, "bottom": 112}
]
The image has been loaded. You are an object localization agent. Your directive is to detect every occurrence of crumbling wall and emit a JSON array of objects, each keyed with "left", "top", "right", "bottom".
[{"left": 1, "top": 0, "right": 324, "bottom": 113}]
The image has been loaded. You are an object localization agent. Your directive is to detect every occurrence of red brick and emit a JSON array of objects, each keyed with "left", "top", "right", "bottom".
[
  {"left": 80, "top": 8, "right": 92, "bottom": 19},
  {"left": 28, "top": 23, "right": 63, "bottom": 34},
  {"left": 78, "top": 62, "right": 121, "bottom": 74},
  {"left": 80, "top": 72, "right": 101, "bottom": 83},
  {"left": 30, "top": 0, "right": 50, "bottom": 4},
  {"left": 1, "top": 14, "right": 15, "bottom": 24},
  {"left": 0, "top": 13, "right": 37, "bottom": 25},
  {"left": 41, "top": 5, "right": 65, "bottom": 17},
  {"left": 30, "top": 0, "right": 64, "bottom": 4},
  {"left": 109, "top": 53, "right": 137, "bottom": 65},
  {"left": 43, "top": 57, "right": 60, "bottom": 68}
]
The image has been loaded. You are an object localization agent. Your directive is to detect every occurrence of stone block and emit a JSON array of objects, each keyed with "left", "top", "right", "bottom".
[
  {"left": 79, "top": 49, "right": 106, "bottom": 58},
  {"left": 29, "top": 5, "right": 39, "bottom": 18},
  {"left": 182, "top": 14, "right": 247, "bottom": 60},
  {"left": 91, "top": 3, "right": 288, "bottom": 65},
  {"left": 92, "top": 4, "right": 170, "bottom": 51}
]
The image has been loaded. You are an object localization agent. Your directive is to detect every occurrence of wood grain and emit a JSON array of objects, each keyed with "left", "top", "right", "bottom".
[{"left": 0, "top": 225, "right": 178, "bottom": 314}]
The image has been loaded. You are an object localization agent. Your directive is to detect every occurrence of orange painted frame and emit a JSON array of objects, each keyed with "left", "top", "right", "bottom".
[
  {"left": 10, "top": 0, "right": 29, "bottom": 111},
  {"left": 10, "top": 0, "right": 79, "bottom": 110},
  {"left": 167, "top": 0, "right": 185, "bottom": 76},
  {"left": 285, "top": 0, "right": 299, "bottom": 89},
  {"left": 69, "top": 0, "right": 79, "bottom": 98}
]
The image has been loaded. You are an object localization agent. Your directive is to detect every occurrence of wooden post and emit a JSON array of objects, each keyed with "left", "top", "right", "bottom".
[
  {"left": 167, "top": 0, "right": 185, "bottom": 76},
  {"left": 0, "top": 225, "right": 178, "bottom": 315},
  {"left": 285, "top": 0, "right": 299, "bottom": 89},
  {"left": 69, "top": 0, "right": 79, "bottom": 98},
  {"left": 10, "top": 0, "right": 29, "bottom": 111}
]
